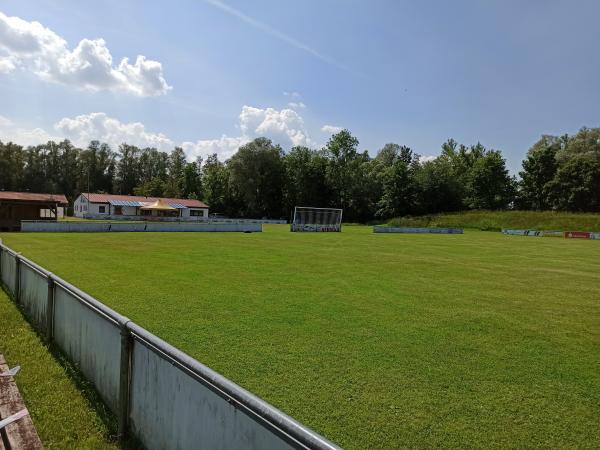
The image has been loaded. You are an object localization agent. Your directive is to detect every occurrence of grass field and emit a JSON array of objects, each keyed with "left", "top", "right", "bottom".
[
  {"left": 1, "top": 225, "right": 599, "bottom": 449},
  {"left": 0, "top": 290, "right": 119, "bottom": 450},
  {"left": 388, "top": 210, "right": 600, "bottom": 231}
]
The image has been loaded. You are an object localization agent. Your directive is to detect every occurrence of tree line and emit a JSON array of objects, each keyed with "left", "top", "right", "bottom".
[{"left": 1, "top": 127, "right": 599, "bottom": 221}]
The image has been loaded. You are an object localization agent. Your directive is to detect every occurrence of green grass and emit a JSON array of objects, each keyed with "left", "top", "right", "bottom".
[
  {"left": 0, "top": 290, "right": 119, "bottom": 449},
  {"left": 1, "top": 226, "right": 599, "bottom": 449},
  {"left": 388, "top": 210, "right": 600, "bottom": 231}
]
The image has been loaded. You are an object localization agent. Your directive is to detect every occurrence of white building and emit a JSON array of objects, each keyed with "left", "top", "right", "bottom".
[{"left": 74, "top": 193, "right": 209, "bottom": 219}]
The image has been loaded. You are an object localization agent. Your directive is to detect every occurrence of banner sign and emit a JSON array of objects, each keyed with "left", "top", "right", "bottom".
[
  {"left": 564, "top": 231, "right": 591, "bottom": 239},
  {"left": 374, "top": 227, "right": 463, "bottom": 234},
  {"left": 291, "top": 224, "right": 341, "bottom": 232},
  {"left": 503, "top": 229, "right": 600, "bottom": 240}
]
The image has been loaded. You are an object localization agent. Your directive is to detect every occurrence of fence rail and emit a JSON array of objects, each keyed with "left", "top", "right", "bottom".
[
  {"left": 21, "top": 221, "right": 263, "bottom": 233},
  {"left": 0, "top": 241, "right": 341, "bottom": 450}
]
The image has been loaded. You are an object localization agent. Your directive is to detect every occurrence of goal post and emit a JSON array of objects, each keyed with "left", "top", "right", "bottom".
[{"left": 290, "top": 206, "right": 343, "bottom": 232}]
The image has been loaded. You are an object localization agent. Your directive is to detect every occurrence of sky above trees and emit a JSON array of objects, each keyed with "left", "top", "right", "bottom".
[{"left": 1, "top": 0, "right": 599, "bottom": 172}]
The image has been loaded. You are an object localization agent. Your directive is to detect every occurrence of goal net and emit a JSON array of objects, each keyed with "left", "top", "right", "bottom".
[{"left": 290, "top": 206, "right": 343, "bottom": 232}]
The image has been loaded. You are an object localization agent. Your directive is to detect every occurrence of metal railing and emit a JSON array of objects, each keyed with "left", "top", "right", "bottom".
[
  {"left": 0, "top": 242, "right": 341, "bottom": 450},
  {"left": 20, "top": 222, "right": 263, "bottom": 233}
]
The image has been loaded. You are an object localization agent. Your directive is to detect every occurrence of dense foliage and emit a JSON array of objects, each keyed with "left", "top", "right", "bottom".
[{"left": 1, "top": 127, "right": 599, "bottom": 220}]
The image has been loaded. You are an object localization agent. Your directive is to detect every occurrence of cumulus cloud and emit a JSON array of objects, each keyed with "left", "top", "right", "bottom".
[
  {"left": 182, "top": 135, "right": 246, "bottom": 161},
  {"left": 0, "top": 11, "right": 171, "bottom": 96},
  {"left": 0, "top": 114, "right": 57, "bottom": 145},
  {"left": 239, "top": 105, "right": 312, "bottom": 147},
  {"left": 321, "top": 124, "right": 343, "bottom": 134},
  {"left": 54, "top": 112, "right": 174, "bottom": 150},
  {"left": 0, "top": 104, "right": 318, "bottom": 160},
  {"left": 1, "top": 113, "right": 173, "bottom": 150},
  {"left": 182, "top": 105, "right": 314, "bottom": 159}
]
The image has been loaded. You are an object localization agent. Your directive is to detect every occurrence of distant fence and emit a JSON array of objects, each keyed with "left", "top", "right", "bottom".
[
  {"left": 501, "top": 229, "right": 544, "bottom": 237},
  {"left": 502, "top": 229, "right": 600, "bottom": 239},
  {"left": 373, "top": 226, "right": 464, "bottom": 234},
  {"left": 0, "top": 242, "right": 341, "bottom": 450},
  {"left": 21, "top": 221, "right": 262, "bottom": 233},
  {"left": 82, "top": 213, "right": 287, "bottom": 224}
]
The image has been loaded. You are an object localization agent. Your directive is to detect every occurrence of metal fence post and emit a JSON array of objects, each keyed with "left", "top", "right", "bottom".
[
  {"left": 14, "top": 253, "right": 21, "bottom": 302},
  {"left": 46, "top": 273, "right": 55, "bottom": 341},
  {"left": 118, "top": 321, "right": 133, "bottom": 440}
]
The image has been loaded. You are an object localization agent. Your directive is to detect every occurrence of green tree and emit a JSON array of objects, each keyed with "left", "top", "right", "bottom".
[
  {"left": 183, "top": 159, "right": 203, "bottom": 199},
  {"left": 283, "top": 146, "right": 330, "bottom": 213},
  {"left": 414, "top": 158, "right": 464, "bottom": 214},
  {"left": 202, "top": 154, "right": 231, "bottom": 215},
  {"left": 0, "top": 141, "right": 26, "bottom": 191},
  {"left": 517, "top": 136, "right": 561, "bottom": 209},
  {"left": 547, "top": 155, "right": 600, "bottom": 211},
  {"left": 229, "top": 138, "right": 285, "bottom": 218},
  {"left": 114, "top": 144, "right": 141, "bottom": 195},
  {"left": 467, "top": 150, "right": 516, "bottom": 209},
  {"left": 166, "top": 147, "right": 187, "bottom": 197},
  {"left": 375, "top": 145, "right": 417, "bottom": 218},
  {"left": 133, "top": 178, "right": 166, "bottom": 197},
  {"left": 56, "top": 140, "right": 80, "bottom": 201},
  {"left": 324, "top": 130, "right": 370, "bottom": 220}
]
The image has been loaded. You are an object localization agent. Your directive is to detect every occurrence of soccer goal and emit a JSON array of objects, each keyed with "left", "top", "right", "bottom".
[{"left": 290, "top": 206, "right": 343, "bottom": 232}]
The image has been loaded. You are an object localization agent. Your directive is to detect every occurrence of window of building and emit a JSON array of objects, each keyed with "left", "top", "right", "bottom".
[
  {"left": 114, "top": 206, "right": 122, "bottom": 215},
  {"left": 190, "top": 209, "right": 205, "bottom": 216},
  {"left": 99, "top": 205, "right": 106, "bottom": 213}
]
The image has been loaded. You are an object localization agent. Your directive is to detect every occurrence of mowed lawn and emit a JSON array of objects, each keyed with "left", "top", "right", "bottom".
[{"left": 1, "top": 225, "right": 599, "bottom": 449}]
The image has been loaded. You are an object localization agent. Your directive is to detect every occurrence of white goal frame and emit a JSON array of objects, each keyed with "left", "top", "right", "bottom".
[{"left": 290, "top": 206, "right": 343, "bottom": 232}]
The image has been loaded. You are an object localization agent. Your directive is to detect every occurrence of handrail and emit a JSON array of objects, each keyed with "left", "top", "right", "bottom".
[
  {"left": 128, "top": 322, "right": 341, "bottom": 450},
  {"left": 15, "top": 251, "right": 128, "bottom": 327}
]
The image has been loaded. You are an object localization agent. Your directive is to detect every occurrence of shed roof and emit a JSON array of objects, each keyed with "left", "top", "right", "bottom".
[{"left": 0, "top": 191, "right": 68, "bottom": 204}]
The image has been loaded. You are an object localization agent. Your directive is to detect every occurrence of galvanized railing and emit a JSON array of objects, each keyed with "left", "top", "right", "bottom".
[{"left": 0, "top": 242, "right": 341, "bottom": 450}]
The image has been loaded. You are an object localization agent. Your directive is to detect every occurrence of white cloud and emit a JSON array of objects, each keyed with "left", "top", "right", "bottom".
[
  {"left": 54, "top": 112, "right": 174, "bottom": 150},
  {"left": 0, "top": 104, "right": 316, "bottom": 160},
  {"left": 239, "top": 105, "right": 312, "bottom": 147},
  {"left": 0, "top": 11, "right": 171, "bottom": 96},
  {"left": 182, "top": 105, "right": 314, "bottom": 159},
  {"left": 1, "top": 112, "right": 174, "bottom": 150},
  {"left": 182, "top": 135, "right": 246, "bottom": 161},
  {"left": 287, "top": 102, "right": 306, "bottom": 109},
  {"left": 0, "top": 114, "right": 57, "bottom": 145},
  {"left": 419, "top": 155, "right": 438, "bottom": 163},
  {"left": 321, "top": 124, "right": 343, "bottom": 134}
]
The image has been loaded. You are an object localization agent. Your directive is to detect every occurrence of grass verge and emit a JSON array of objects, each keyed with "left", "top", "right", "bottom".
[
  {"left": 0, "top": 289, "right": 119, "bottom": 450},
  {"left": 388, "top": 210, "right": 600, "bottom": 231}
]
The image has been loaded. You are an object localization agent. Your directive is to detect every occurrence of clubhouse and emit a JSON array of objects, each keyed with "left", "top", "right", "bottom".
[{"left": 74, "top": 193, "right": 209, "bottom": 219}]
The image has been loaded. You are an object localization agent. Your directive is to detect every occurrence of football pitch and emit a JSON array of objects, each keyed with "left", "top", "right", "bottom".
[{"left": 1, "top": 225, "right": 599, "bottom": 449}]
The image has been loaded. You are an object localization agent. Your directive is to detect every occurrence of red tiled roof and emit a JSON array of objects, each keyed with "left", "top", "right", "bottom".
[
  {"left": 82, "top": 193, "right": 208, "bottom": 208},
  {"left": 0, "top": 191, "right": 68, "bottom": 204}
]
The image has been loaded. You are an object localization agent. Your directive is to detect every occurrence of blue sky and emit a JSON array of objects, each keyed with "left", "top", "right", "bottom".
[{"left": 1, "top": 0, "right": 599, "bottom": 172}]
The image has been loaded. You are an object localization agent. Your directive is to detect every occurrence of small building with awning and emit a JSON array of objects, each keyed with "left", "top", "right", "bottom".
[
  {"left": 73, "top": 193, "right": 209, "bottom": 219},
  {"left": 0, "top": 191, "right": 68, "bottom": 231}
]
